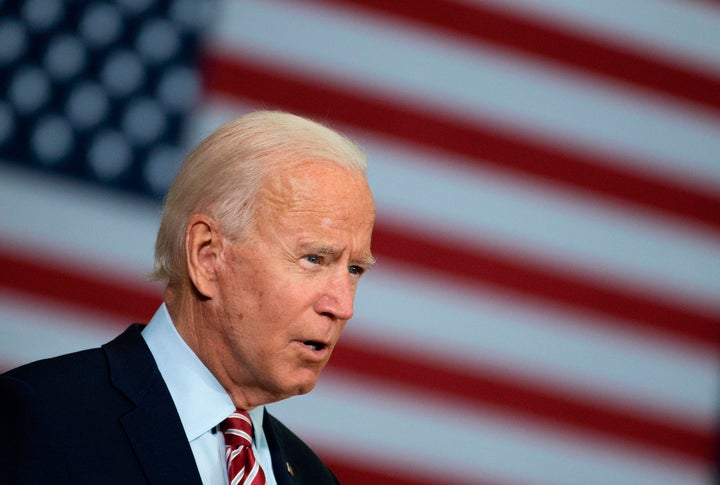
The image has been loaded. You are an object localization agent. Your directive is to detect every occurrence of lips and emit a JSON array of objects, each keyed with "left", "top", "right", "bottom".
[
  {"left": 303, "top": 340, "right": 326, "bottom": 351},
  {"left": 295, "top": 338, "right": 332, "bottom": 362}
]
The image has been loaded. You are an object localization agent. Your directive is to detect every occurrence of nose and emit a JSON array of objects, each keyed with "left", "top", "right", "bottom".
[{"left": 315, "top": 271, "right": 356, "bottom": 321}]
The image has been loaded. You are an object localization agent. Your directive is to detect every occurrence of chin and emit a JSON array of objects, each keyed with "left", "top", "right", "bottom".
[
  {"left": 296, "top": 380, "right": 319, "bottom": 396},
  {"left": 273, "top": 364, "right": 324, "bottom": 398},
  {"left": 289, "top": 374, "right": 321, "bottom": 396}
]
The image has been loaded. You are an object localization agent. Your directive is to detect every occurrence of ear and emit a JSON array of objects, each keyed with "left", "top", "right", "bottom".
[{"left": 184, "top": 214, "right": 224, "bottom": 299}]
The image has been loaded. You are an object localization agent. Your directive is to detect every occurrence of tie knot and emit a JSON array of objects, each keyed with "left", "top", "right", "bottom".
[{"left": 221, "top": 410, "right": 254, "bottom": 448}]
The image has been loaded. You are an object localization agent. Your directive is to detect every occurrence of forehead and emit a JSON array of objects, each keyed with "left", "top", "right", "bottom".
[
  {"left": 250, "top": 160, "right": 375, "bottom": 262},
  {"left": 260, "top": 160, "right": 374, "bottom": 216}
]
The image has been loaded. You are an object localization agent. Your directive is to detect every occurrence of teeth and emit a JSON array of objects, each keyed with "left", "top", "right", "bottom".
[{"left": 305, "top": 342, "right": 321, "bottom": 351}]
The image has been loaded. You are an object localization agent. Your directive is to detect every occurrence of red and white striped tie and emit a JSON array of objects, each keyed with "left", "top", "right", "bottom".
[{"left": 221, "top": 410, "right": 267, "bottom": 485}]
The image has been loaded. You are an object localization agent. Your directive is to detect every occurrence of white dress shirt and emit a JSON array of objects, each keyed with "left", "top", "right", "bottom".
[{"left": 142, "top": 304, "right": 277, "bottom": 485}]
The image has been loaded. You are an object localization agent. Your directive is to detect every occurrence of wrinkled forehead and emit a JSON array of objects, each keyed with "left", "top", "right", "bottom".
[{"left": 260, "top": 160, "right": 374, "bottom": 214}]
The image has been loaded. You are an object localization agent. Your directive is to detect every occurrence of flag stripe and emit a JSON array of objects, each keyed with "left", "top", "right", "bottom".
[
  {"left": 330, "top": 339, "right": 715, "bottom": 465},
  {"left": 202, "top": 52, "right": 720, "bottom": 234},
  {"left": 311, "top": 0, "right": 720, "bottom": 115},
  {"left": 0, "top": 291, "right": 124, "bottom": 372},
  {"left": 271, "top": 371, "right": 711, "bottom": 484},
  {"left": 323, "top": 453, "right": 504, "bottom": 485},
  {"left": 469, "top": 0, "right": 720, "bottom": 73},
  {"left": 372, "top": 222, "right": 720, "bottom": 352},
  {"left": 0, "top": 247, "right": 160, "bottom": 323}
]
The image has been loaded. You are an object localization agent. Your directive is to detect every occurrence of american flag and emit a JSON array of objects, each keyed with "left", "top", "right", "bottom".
[{"left": 1, "top": 1, "right": 719, "bottom": 484}]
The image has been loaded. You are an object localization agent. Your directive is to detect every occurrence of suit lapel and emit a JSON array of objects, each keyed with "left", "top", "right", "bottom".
[
  {"left": 264, "top": 410, "right": 296, "bottom": 485},
  {"left": 104, "top": 325, "right": 203, "bottom": 485},
  {"left": 263, "top": 410, "right": 340, "bottom": 485}
]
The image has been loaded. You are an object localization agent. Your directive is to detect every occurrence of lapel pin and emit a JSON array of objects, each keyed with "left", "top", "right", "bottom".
[{"left": 286, "top": 462, "right": 295, "bottom": 477}]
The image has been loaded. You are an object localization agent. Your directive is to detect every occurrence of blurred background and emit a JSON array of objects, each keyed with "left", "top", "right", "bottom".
[{"left": 1, "top": 0, "right": 719, "bottom": 483}]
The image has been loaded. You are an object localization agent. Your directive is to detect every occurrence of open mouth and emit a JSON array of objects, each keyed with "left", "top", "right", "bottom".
[{"left": 303, "top": 340, "right": 327, "bottom": 351}]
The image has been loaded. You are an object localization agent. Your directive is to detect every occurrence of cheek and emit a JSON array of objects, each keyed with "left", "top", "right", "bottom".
[{"left": 244, "top": 278, "right": 293, "bottom": 328}]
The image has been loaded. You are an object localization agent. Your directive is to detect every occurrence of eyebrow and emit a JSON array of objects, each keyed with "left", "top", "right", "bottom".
[
  {"left": 354, "top": 254, "right": 377, "bottom": 269},
  {"left": 302, "top": 244, "right": 376, "bottom": 269}
]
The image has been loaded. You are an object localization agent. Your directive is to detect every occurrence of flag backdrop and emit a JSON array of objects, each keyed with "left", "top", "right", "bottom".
[{"left": 1, "top": 1, "right": 719, "bottom": 484}]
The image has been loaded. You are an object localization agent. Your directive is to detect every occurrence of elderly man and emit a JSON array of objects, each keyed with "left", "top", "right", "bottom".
[{"left": 0, "top": 111, "right": 376, "bottom": 484}]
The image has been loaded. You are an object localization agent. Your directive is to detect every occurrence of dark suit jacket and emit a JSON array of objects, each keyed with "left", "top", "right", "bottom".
[{"left": 0, "top": 324, "right": 339, "bottom": 484}]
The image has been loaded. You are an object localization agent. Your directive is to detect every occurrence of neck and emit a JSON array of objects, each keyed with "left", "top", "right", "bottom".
[{"left": 162, "top": 284, "right": 284, "bottom": 410}]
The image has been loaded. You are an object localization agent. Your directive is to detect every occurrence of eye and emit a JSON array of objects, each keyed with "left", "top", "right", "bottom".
[
  {"left": 305, "top": 254, "right": 321, "bottom": 265},
  {"left": 348, "top": 265, "right": 364, "bottom": 276}
]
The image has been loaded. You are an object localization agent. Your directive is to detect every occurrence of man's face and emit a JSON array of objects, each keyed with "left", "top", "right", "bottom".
[{"left": 212, "top": 160, "right": 375, "bottom": 404}]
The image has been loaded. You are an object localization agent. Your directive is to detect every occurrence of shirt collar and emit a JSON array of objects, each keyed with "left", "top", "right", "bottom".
[{"left": 141, "top": 304, "right": 265, "bottom": 441}]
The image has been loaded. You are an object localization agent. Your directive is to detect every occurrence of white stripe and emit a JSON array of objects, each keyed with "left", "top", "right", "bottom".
[
  {"left": 242, "top": 463, "right": 260, "bottom": 485},
  {"left": 0, "top": 162, "right": 160, "bottom": 279},
  {"left": 0, "top": 291, "right": 125, "bottom": 369},
  {"left": 463, "top": 0, "right": 720, "bottom": 74},
  {"left": 228, "top": 412, "right": 252, "bottom": 425},
  {"left": 209, "top": 0, "right": 720, "bottom": 188},
  {"left": 226, "top": 429, "right": 253, "bottom": 443},
  {"left": 270, "top": 371, "right": 711, "bottom": 485},
  {"left": 227, "top": 447, "right": 243, "bottom": 462}
]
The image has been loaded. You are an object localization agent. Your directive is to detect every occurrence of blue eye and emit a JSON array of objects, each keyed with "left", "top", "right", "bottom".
[{"left": 305, "top": 255, "right": 321, "bottom": 264}]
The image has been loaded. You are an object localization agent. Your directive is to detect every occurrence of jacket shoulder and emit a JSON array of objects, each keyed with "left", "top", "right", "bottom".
[
  {"left": 0, "top": 325, "right": 159, "bottom": 484},
  {"left": 1, "top": 323, "right": 147, "bottom": 399}
]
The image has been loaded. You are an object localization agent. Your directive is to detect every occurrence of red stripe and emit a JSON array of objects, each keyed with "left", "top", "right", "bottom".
[
  {"left": 330, "top": 338, "right": 717, "bottom": 466},
  {"left": 0, "top": 359, "right": 16, "bottom": 374},
  {"left": 1, "top": 247, "right": 716, "bottom": 466},
  {"left": 311, "top": 0, "right": 720, "bottom": 116},
  {"left": 372, "top": 222, "right": 720, "bottom": 353},
  {"left": 202, "top": 52, "right": 720, "bottom": 235},
  {"left": 0, "top": 249, "right": 161, "bottom": 322},
  {"left": 323, "top": 452, "right": 510, "bottom": 485}
]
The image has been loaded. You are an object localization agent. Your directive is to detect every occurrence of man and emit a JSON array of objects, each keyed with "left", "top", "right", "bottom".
[{"left": 0, "top": 111, "right": 376, "bottom": 484}]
